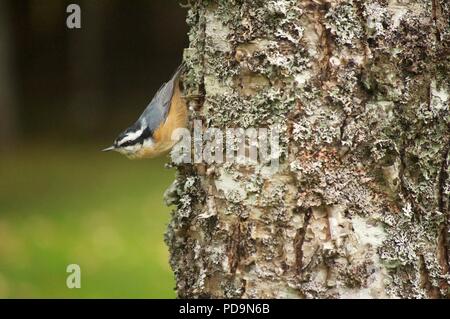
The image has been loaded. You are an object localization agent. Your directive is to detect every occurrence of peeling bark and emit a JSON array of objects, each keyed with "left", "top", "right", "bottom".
[{"left": 165, "top": 0, "right": 450, "bottom": 299}]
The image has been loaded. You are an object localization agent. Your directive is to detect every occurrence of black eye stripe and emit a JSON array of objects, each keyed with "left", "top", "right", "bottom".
[
  {"left": 117, "top": 127, "right": 151, "bottom": 147},
  {"left": 119, "top": 140, "right": 137, "bottom": 147}
]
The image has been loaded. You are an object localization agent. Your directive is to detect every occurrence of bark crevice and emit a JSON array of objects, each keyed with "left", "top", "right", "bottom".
[
  {"left": 419, "top": 254, "right": 440, "bottom": 298},
  {"left": 227, "top": 220, "right": 243, "bottom": 275},
  {"left": 432, "top": 0, "right": 442, "bottom": 41},
  {"left": 293, "top": 208, "right": 313, "bottom": 276}
]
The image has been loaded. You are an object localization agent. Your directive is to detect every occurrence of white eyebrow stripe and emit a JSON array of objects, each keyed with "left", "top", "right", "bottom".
[{"left": 118, "top": 128, "right": 144, "bottom": 145}]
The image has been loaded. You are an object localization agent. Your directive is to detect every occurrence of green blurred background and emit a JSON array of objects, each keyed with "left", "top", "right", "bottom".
[{"left": 0, "top": 0, "right": 188, "bottom": 298}]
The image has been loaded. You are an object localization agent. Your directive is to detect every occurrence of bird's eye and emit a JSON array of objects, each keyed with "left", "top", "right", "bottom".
[{"left": 115, "top": 126, "right": 151, "bottom": 149}]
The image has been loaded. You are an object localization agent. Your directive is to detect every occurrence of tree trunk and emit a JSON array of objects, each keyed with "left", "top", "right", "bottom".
[{"left": 165, "top": 0, "right": 450, "bottom": 298}]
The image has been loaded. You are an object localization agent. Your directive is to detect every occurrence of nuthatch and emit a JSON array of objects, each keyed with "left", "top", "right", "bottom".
[{"left": 103, "top": 65, "right": 187, "bottom": 159}]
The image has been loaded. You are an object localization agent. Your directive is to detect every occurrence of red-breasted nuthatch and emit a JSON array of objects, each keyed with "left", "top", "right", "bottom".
[{"left": 103, "top": 65, "right": 187, "bottom": 159}]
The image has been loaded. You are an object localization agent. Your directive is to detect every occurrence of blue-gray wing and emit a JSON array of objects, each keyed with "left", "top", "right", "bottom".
[{"left": 138, "top": 65, "right": 183, "bottom": 133}]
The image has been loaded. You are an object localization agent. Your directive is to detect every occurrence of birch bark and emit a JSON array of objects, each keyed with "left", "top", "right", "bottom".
[{"left": 165, "top": 0, "right": 450, "bottom": 299}]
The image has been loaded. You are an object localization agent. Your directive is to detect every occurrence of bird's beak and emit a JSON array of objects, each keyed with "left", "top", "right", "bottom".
[{"left": 102, "top": 146, "right": 116, "bottom": 152}]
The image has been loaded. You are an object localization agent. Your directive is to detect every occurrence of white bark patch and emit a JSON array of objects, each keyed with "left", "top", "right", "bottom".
[
  {"left": 387, "top": 0, "right": 409, "bottom": 28},
  {"left": 328, "top": 205, "right": 349, "bottom": 246},
  {"left": 352, "top": 216, "right": 386, "bottom": 248},
  {"left": 294, "top": 71, "right": 312, "bottom": 86},
  {"left": 214, "top": 170, "right": 247, "bottom": 203},
  {"left": 366, "top": 3, "right": 389, "bottom": 37},
  {"left": 198, "top": 195, "right": 217, "bottom": 219},
  {"left": 204, "top": 75, "right": 233, "bottom": 95},
  {"left": 430, "top": 80, "right": 449, "bottom": 112},
  {"left": 205, "top": 11, "right": 232, "bottom": 53}
]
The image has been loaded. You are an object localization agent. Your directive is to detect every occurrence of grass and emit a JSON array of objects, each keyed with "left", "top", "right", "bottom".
[{"left": 0, "top": 144, "right": 176, "bottom": 298}]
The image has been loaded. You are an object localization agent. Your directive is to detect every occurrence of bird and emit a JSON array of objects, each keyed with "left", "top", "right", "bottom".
[{"left": 103, "top": 64, "right": 187, "bottom": 159}]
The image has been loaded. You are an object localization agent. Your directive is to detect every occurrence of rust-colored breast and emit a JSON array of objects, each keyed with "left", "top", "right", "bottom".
[{"left": 140, "top": 79, "right": 187, "bottom": 158}]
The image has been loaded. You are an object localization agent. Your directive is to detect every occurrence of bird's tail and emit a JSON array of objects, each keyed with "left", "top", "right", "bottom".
[{"left": 171, "top": 62, "right": 185, "bottom": 81}]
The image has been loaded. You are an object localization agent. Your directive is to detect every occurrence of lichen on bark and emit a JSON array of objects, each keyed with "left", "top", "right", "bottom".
[{"left": 164, "top": 0, "right": 450, "bottom": 298}]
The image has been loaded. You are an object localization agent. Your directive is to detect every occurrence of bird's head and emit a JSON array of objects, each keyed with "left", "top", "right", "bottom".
[{"left": 103, "top": 122, "right": 154, "bottom": 159}]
